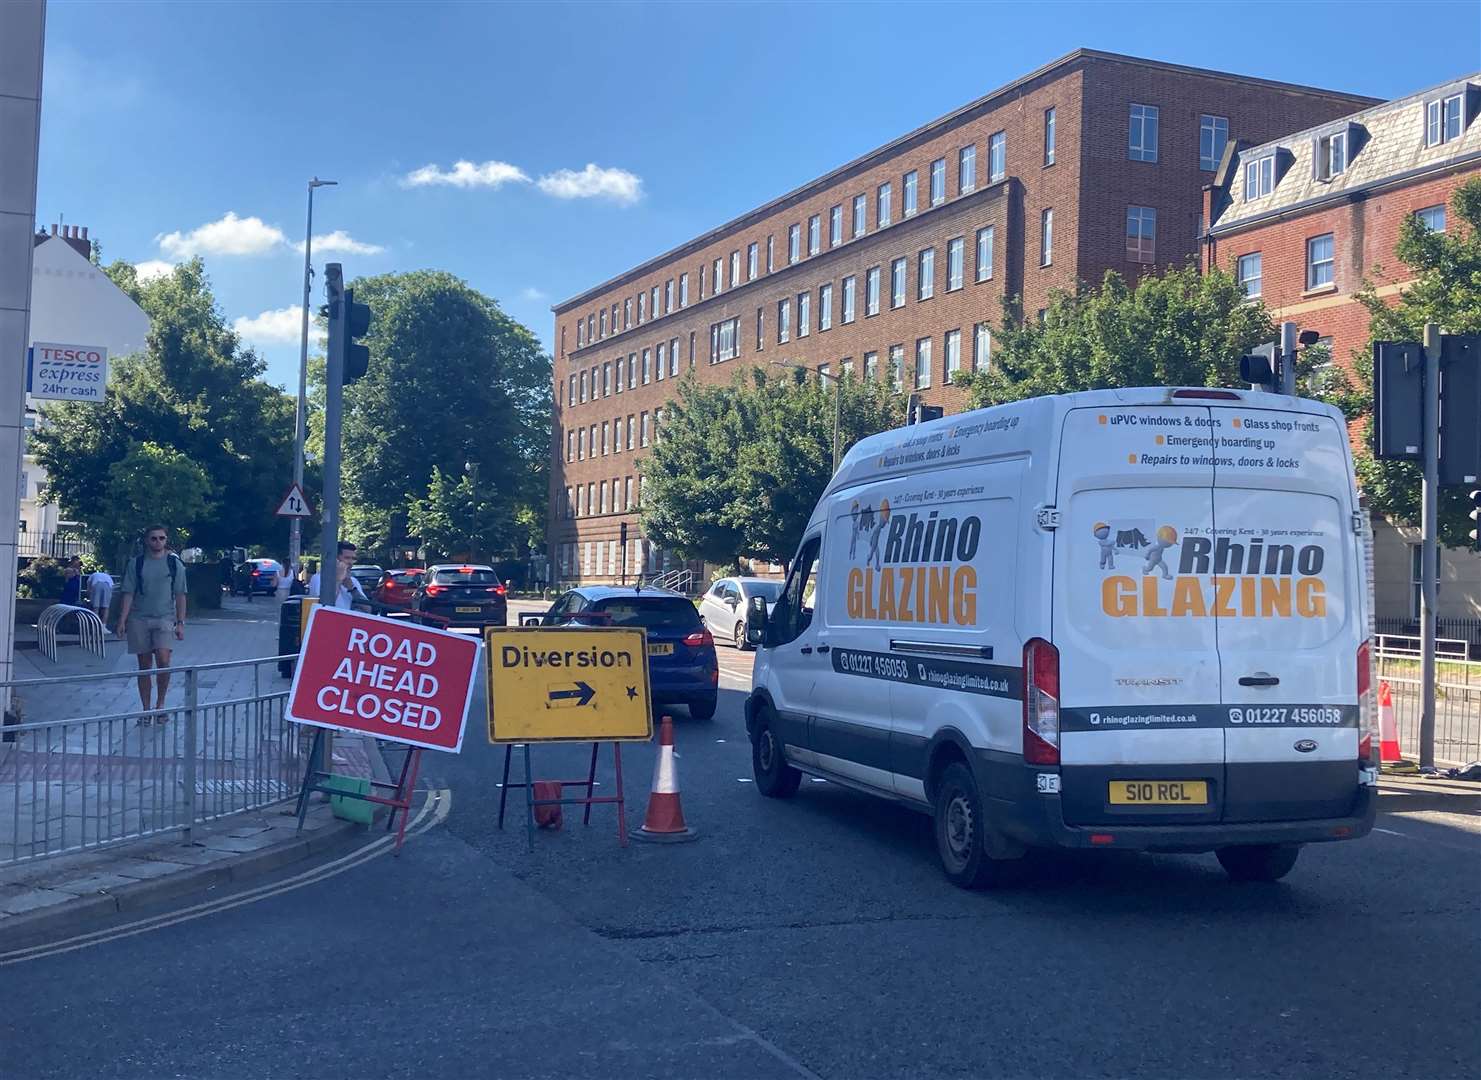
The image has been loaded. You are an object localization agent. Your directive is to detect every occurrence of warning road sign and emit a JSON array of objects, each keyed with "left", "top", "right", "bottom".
[
  {"left": 275, "top": 483, "right": 312, "bottom": 518},
  {"left": 484, "top": 627, "right": 653, "bottom": 743}
]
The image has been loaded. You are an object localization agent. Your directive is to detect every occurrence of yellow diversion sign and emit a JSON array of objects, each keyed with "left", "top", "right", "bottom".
[{"left": 483, "top": 627, "right": 654, "bottom": 743}]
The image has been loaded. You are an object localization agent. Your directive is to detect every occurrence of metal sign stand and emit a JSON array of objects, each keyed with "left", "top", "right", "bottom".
[
  {"left": 496, "top": 741, "right": 628, "bottom": 851},
  {"left": 292, "top": 727, "right": 424, "bottom": 854}
]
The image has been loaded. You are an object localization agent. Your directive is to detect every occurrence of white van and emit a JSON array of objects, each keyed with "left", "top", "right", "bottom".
[{"left": 744, "top": 387, "right": 1377, "bottom": 887}]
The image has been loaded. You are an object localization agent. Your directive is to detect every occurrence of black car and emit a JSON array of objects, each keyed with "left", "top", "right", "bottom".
[{"left": 412, "top": 564, "right": 508, "bottom": 628}]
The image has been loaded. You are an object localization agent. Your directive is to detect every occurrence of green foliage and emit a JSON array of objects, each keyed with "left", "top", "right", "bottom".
[
  {"left": 91, "top": 442, "right": 216, "bottom": 554},
  {"left": 30, "top": 258, "right": 296, "bottom": 558},
  {"left": 313, "top": 270, "right": 550, "bottom": 557},
  {"left": 1332, "top": 178, "right": 1481, "bottom": 547},
  {"left": 641, "top": 369, "right": 905, "bottom": 566},
  {"left": 18, "top": 557, "right": 65, "bottom": 599},
  {"left": 954, "top": 265, "right": 1274, "bottom": 406}
]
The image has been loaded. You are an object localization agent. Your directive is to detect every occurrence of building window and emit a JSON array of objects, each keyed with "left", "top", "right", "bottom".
[
  {"left": 853, "top": 194, "right": 866, "bottom": 237},
  {"left": 1200, "top": 114, "right": 1228, "bottom": 171},
  {"left": 841, "top": 275, "right": 856, "bottom": 323},
  {"left": 973, "top": 322, "right": 991, "bottom": 371},
  {"left": 599, "top": 310, "right": 607, "bottom": 338},
  {"left": 947, "top": 237, "right": 964, "bottom": 291},
  {"left": 989, "top": 131, "right": 1005, "bottom": 182},
  {"left": 627, "top": 415, "right": 635, "bottom": 450},
  {"left": 576, "top": 321, "right": 584, "bottom": 349},
  {"left": 829, "top": 205, "right": 843, "bottom": 247},
  {"left": 766, "top": 234, "right": 774, "bottom": 272},
  {"left": 579, "top": 370, "right": 588, "bottom": 403},
  {"left": 640, "top": 411, "right": 650, "bottom": 447},
  {"left": 789, "top": 224, "right": 801, "bottom": 264},
  {"left": 863, "top": 350, "right": 878, "bottom": 381},
  {"left": 1237, "top": 252, "right": 1262, "bottom": 297},
  {"left": 903, "top": 170, "right": 918, "bottom": 216},
  {"left": 808, "top": 215, "right": 820, "bottom": 256},
  {"left": 959, "top": 144, "right": 976, "bottom": 193},
  {"left": 1416, "top": 204, "right": 1447, "bottom": 232},
  {"left": 625, "top": 476, "right": 633, "bottom": 510},
  {"left": 589, "top": 424, "right": 596, "bottom": 459},
  {"left": 756, "top": 307, "right": 764, "bottom": 350},
  {"left": 568, "top": 374, "right": 576, "bottom": 406},
  {"left": 818, "top": 362, "right": 831, "bottom": 381},
  {"left": 798, "top": 291, "right": 811, "bottom": 337},
  {"left": 623, "top": 299, "right": 631, "bottom": 329},
  {"left": 1245, "top": 155, "right": 1275, "bottom": 201},
  {"left": 642, "top": 348, "right": 651, "bottom": 384},
  {"left": 713, "top": 257, "right": 723, "bottom": 293},
  {"left": 577, "top": 427, "right": 586, "bottom": 459},
  {"left": 627, "top": 353, "right": 636, "bottom": 390},
  {"left": 975, "top": 226, "right": 994, "bottom": 282},
  {"left": 819, "top": 283, "right": 833, "bottom": 331},
  {"left": 888, "top": 344, "right": 904, "bottom": 391},
  {"left": 1126, "top": 206, "right": 1156, "bottom": 263},
  {"left": 1317, "top": 130, "right": 1348, "bottom": 180},
  {"left": 651, "top": 286, "right": 659, "bottom": 318},
  {"left": 727, "top": 251, "right": 738, "bottom": 288},
  {"left": 699, "top": 264, "right": 706, "bottom": 300},
  {"left": 655, "top": 343, "right": 665, "bottom": 382},
  {"left": 603, "top": 362, "right": 612, "bottom": 396},
  {"left": 866, "top": 266, "right": 881, "bottom": 316},
  {"left": 661, "top": 280, "right": 670, "bottom": 313},
  {"left": 1427, "top": 93, "right": 1463, "bottom": 146},
  {"left": 945, "top": 328, "right": 961, "bottom": 377},
  {"left": 679, "top": 273, "right": 689, "bottom": 307},
  {"left": 1129, "top": 103, "right": 1159, "bottom": 162},
  {"left": 914, "top": 337, "right": 932, "bottom": 389},
  {"left": 778, "top": 298, "right": 791, "bottom": 343},
  {"left": 637, "top": 293, "right": 645, "bottom": 323},
  {"left": 566, "top": 430, "right": 574, "bottom": 461},
  {"left": 1040, "top": 208, "right": 1053, "bottom": 266},
  {"left": 601, "top": 421, "right": 609, "bottom": 455},
  {"left": 711, "top": 317, "right": 740, "bottom": 363},
  {"left": 918, "top": 248, "right": 935, "bottom": 300},
  {"left": 1044, "top": 107, "right": 1056, "bottom": 166},
  {"left": 877, "top": 182, "right": 893, "bottom": 227},
  {"left": 891, "top": 257, "right": 907, "bottom": 308},
  {"left": 929, "top": 157, "right": 946, "bottom": 206},
  {"left": 748, "top": 242, "right": 758, "bottom": 280},
  {"left": 1307, "top": 233, "right": 1335, "bottom": 290},
  {"left": 670, "top": 336, "right": 679, "bottom": 377}
]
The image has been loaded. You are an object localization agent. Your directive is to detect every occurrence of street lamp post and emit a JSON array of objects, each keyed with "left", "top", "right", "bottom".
[
  {"left": 769, "top": 360, "right": 842, "bottom": 472},
  {"left": 288, "top": 177, "right": 337, "bottom": 582}
]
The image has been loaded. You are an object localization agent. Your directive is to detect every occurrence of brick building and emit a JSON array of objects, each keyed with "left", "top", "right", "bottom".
[
  {"left": 1203, "top": 75, "right": 1481, "bottom": 626},
  {"left": 549, "top": 49, "right": 1376, "bottom": 586}
]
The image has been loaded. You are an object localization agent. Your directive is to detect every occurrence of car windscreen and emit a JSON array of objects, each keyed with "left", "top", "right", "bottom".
[
  {"left": 431, "top": 569, "right": 501, "bottom": 585},
  {"left": 591, "top": 597, "right": 701, "bottom": 631},
  {"left": 744, "top": 582, "right": 784, "bottom": 602}
]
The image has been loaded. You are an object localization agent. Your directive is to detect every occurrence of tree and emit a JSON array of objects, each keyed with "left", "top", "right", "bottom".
[
  {"left": 31, "top": 259, "right": 296, "bottom": 561},
  {"left": 641, "top": 369, "right": 904, "bottom": 566},
  {"left": 954, "top": 264, "right": 1274, "bottom": 407},
  {"left": 406, "top": 466, "right": 516, "bottom": 562},
  {"left": 92, "top": 442, "right": 215, "bottom": 552},
  {"left": 1326, "top": 177, "right": 1481, "bottom": 547},
  {"left": 315, "top": 270, "right": 550, "bottom": 557}
]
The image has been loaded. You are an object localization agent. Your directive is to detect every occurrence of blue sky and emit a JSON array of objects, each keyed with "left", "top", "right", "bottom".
[{"left": 38, "top": 0, "right": 1480, "bottom": 392}]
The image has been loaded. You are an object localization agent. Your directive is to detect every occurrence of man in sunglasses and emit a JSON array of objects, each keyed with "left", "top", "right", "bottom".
[{"left": 116, "top": 524, "right": 188, "bottom": 722}]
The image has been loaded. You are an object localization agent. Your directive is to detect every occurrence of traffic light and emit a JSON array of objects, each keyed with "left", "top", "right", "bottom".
[
  {"left": 1240, "top": 345, "right": 1276, "bottom": 392},
  {"left": 1470, "top": 489, "right": 1481, "bottom": 551},
  {"left": 619, "top": 521, "right": 629, "bottom": 546},
  {"left": 906, "top": 395, "right": 945, "bottom": 425},
  {"left": 343, "top": 287, "right": 372, "bottom": 384}
]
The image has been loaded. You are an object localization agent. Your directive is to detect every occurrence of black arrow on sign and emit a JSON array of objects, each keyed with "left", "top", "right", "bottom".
[{"left": 548, "top": 681, "right": 596, "bottom": 708}]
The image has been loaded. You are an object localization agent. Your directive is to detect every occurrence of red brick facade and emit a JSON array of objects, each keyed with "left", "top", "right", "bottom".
[{"left": 549, "top": 50, "right": 1375, "bottom": 584}]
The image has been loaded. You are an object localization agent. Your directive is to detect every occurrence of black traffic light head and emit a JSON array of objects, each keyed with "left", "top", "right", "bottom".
[
  {"left": 1239, "top": 351, "right": 1275, "bottom": 389},
  {"left": 620, "top": 521, "right": 629, "bottom": 545},
  {"left": 343, "top": 287, "right": 373, "bottom": 384}
]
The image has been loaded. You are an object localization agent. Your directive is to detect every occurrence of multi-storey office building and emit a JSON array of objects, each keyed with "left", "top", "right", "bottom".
[{"left": 550, "top": 49, "right": 1375, "bottom": 585}]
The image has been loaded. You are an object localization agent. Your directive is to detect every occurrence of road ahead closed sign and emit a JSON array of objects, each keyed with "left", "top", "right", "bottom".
[
  {"left": 287, "top": 607, "right": 480, "bottom": 753},
  {"left": 485, "top": 627, "right": 653, "bottom": 743}
]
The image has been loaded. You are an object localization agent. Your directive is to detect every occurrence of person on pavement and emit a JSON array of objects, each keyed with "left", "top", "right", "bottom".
[
  {"left": 219, "top": 552, "right": 235, "bottom": 595},
  {"left": 115, "top": 525, "right": 188, "bottom": 723},
  {"left": 308, "top": 541, "right": 367, "bottom": 609},
  {"left": 87, "top": 566, "right": 114, "bottom": 631},
  {"left": 60, "top": 557, "right": 82, "bottom": 606}
]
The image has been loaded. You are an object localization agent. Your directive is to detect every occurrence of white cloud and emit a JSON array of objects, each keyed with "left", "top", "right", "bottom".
[
  {"left": 156, "top": 212, "right": 288, "bottom": 259},
  {"left": 133, "top": 259, "right": 175, "bottom": 282},
  {"left": 295, "top": 230, "right": 385, "bottom": 256},
  {"left": 536, "top": 163, "right": 642, "bottom": 205},
  {"left": 519, "top": 286, "right": 548, "bottom": 302},
  {"left": 232, "top": 306, "right": 321, "bottom": 347},
  {"left": 402, "top": 160, "right": 530, "bottom": 189}
]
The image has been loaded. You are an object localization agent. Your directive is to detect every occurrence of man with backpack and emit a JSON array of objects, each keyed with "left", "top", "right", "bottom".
[{"left": 115, "top": 524, "right": 188, "bottom": 722}]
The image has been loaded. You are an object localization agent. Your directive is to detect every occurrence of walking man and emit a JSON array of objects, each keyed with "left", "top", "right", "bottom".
[{"left": 116, "top": 525, "right": 188, "bottom": 722}]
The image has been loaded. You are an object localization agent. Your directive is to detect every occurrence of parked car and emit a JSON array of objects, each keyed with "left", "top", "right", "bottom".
[
  {"left": 349, "top": 564, "right": 384, "bottom": 594},
  {"left": 541, "top": 586, "right": 718, "bottom": 719},
  {"left": 412, "top": 564, "right": 508, "bottom": 629},
  {"left": 234, "top": 558, "right": 282, "bottom": 596},
  {"left": 374, "top": 567, "right": 425, "bottom": 607},
  {"left": 700, "top": 577, "right": 784, "bottom": 649}
]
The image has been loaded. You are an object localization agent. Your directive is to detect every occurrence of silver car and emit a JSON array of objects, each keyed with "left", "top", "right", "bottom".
[{"left": 699, "top": 576, "right": 784, "bottom": 650}]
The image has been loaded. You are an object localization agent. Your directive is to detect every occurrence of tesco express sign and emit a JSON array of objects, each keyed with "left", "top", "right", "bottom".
[{"left": 29, "top": 341, "right": 108, "bottom": 403}]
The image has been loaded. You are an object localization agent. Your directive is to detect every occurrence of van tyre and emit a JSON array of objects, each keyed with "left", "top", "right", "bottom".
[
  {"left": 933, "top": 762, "right": 1021, "bottom": 889},
  {"left": 752, "top": 709, "right": 800, "bottom": 798},
  {"left": 1216, "top": 843, "right": 1301, "bottom": 882}
]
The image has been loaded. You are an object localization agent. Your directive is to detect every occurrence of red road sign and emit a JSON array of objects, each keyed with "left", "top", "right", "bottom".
[{"left": 286, "top": 607, "right": 480, "bottom": 753}]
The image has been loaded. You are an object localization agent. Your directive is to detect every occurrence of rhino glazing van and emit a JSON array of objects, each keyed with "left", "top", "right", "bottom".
[{"left": 744, "top": 387, "right": 1377, "bottom": 887}]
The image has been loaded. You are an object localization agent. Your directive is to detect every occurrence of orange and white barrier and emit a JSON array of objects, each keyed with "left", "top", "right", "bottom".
[
  {"left": 633, "top": 714, "right": 698, "bottom": 843},
  {"left": 1378, "top": 681, "right": 1401, "bottom": 763}
]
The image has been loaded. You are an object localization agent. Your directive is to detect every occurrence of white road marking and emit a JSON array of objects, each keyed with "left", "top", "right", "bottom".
[{"left": 1373, "top": 827, "right": 1406, "bottom": 837}]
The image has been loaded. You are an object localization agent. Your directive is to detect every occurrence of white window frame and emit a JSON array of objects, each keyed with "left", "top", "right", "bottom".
[
  {"left": 877, "top": 182, "right": 893, "bottom": 227},
  {"left": 914, "top": 337, "right": 932, "bottom": 389},
  {"left": 679, "top": 273, "right": 689, "bottom": 307},
  {"left": 1237, "top": 252, "right": 1262, "bottom": 298},
  {"left": 819, "top": 282, "right": 833, "bottom": 331},
  {"left": 891, "top": 257, "right": 907, "bottom": 308},
  {"left": 866, "top": 266, "right": 881, "bottom": 316},
  {"left": 655, "top": 343, "right": 665, "bottom": 382},
  {"left": 1044, "top": 107, "right": 1056, "bottom": 166},
  {"left": 1129, "top": 103, "right": 1159, "bottom": 162},
  {"left": 1245, "top": 154, "right": 1275, "bottom": 201},
  {"left": 798, "top": 291, "right": 811, "bottom": 337},
  {"left": 903, "top": 170, "right": 918, "bottom": 216},
  {"left": 642, "top": 348, "right": 651, "bottom": 385},
  {"left": 1200, "top": 114, "right": 1228, "bottom": 171},
  {"left": 945, "top": 328, "right": 961, "bottom": 377},
  {"left": 973, "top": 322, "right": 991, "bottom": 372},
  {"left": 788, "top": 224, "right": 801, "bottom": 264},
  {"left": 767, "top": 234, "right": 774, "bottom": 272},
  {"left": 976, "top": 226, "right": 994, "bottom": 282},
  {"left": 864, "top": 350, "right": 878, "bottom": 382},
  {"left": 959, "top": 145, "right": 976, "bottom": 193},
  {"left": 929, "top": 157, "right": 946, "bottom": 206},
  {"left": 888, "top": 344, "right": 904, "bottom": 391},
  {"left": 946, "top": 237, "right": 964, "bottom": 291},
  {"left": 852, "top": 194, "right": 866, "bottom": 237},
  {"left": 1416, "top": 205, "right": 1447, "bottom": 232},
  {"left": 730, "top": 250, "right": 740, "bottom": 288},
  {"left": 1040, "top": 207, "right": 1053, "bottom": 266},
  {"left": 778, "top": 298, "right": 791, "bottom": 343},
  {"left": 1427, "top": 93, "right": 1463, "bottom": 146},
  {"left": 829, "top": 205, "right": 843, "bottom": 247},
  {"left": 808, "top": 214, "right": 820, "bottom": 256},
  {"left": 989, "top": 131, "right": 1006, "bottom": 182},
  {"left": 712, "top": 317, "right": 740, "bottom": 363},
  {"left": 841, "top": 275, "right": 856, "bottom": 324},
  {"left": 1306, "top": 233, "right": 1335, "bottom": 290},
  {"left": 1126, "top": 205, "right": 1156, "bottom": 264},
  {"left": 747, "top": 242, "right": 758, "bottom": 280}
]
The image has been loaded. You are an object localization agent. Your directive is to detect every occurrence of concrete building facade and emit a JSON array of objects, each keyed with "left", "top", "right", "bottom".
[{"left": 549, "top": 49, "right": 1377, "bottom": 585}]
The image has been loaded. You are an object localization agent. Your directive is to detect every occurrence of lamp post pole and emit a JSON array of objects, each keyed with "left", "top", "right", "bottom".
[{"left": 289, "top": 177, "right": 336, "bottom": 581}]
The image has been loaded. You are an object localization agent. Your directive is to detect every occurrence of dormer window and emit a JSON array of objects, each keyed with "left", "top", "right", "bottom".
[
  {"left": 1319, "top": 130, "right": 1347, "bottom": 178},
  {"left": 1427, "top": 93, "right": 1463, "bottom": 146},
  {"left": 1244, "top": 154, "right": 1275, "bottom": 201}
]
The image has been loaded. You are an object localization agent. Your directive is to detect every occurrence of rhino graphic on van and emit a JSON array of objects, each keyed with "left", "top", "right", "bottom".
[
  {"left": 1093, "top": 519, "right": 1173, "bottom": 574},
  {"left": 849, "top": 498, "right": 891, "bottom": 569}
]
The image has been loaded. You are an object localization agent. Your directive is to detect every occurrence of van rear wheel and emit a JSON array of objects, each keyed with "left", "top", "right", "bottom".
[
  {"left": 751, "top": 708, "right": 800, "bottom": 798},
  {"left": 1216, "top": 843, "right": 1301, "bottom": 882},
  {"left": 933, "top": 762, "right": 1020, "bottom": 889}
]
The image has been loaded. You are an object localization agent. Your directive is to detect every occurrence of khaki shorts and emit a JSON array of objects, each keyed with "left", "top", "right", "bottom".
[{"left": 126, "top": 616, "right": 175, "bottom": 655}]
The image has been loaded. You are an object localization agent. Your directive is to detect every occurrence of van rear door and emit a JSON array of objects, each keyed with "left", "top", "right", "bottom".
[
  {"left": 1208, "top": 404, "right": 1363, "bottom": 822},
  {"left": 1054, "top": 404, "right": 1224, "bottom": 826}
]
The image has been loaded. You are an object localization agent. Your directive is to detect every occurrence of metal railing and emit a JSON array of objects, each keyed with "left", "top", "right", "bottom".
[
  {"left": 0, "top": 655, "right": 309, "bottom": 866},
  {"left": 36, "top": 604, "right": 108, "bottom": 662},
  {"left": 1375, "top": 648, "right": 1481, "bottom": 765},
  {"left": 648, "top": 567, "right": 696, "bottom": 594},
  {"left": 17, "top": 530, "right": 93, "bottom": 560}
]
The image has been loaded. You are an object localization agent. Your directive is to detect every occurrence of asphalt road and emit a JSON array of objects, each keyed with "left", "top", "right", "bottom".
[{"left": 2, "top": 632, "right": 1478, "bottom": 1080}]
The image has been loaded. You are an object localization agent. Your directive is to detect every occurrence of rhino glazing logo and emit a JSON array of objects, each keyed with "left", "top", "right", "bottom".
[{"left": 845, "top": 499, "right": 980, "bottom": 626}]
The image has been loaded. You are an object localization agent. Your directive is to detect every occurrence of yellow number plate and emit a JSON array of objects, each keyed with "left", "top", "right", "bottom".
[
  {"left": 1109, "top": 780, "right": 1208, "bottom": 805},
  {"left": 647, "top": 643, "right": 674, "bottom": 656}
]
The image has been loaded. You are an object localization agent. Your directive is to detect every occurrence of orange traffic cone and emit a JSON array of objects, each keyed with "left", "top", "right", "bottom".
[
  {"left": 1378, "top": 681, "right": 1402, "bottom": 763},
  {"left": 633, "top": 715, "right": 698, "bottom": 843}
]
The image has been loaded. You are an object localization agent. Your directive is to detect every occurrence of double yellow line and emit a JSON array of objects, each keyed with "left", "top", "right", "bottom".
[{"left": 0, "top": 787, "right": 452, "bottom": 967}]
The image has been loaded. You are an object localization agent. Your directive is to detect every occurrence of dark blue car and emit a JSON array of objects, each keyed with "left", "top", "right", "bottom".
[{"left": 540, "top": 586, "right": 719, "bottom": 719}]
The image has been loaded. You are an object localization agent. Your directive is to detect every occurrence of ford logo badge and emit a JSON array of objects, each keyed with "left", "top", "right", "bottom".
[{"left": 1294, "top": 739, "right": 1318, "bottom": 753}]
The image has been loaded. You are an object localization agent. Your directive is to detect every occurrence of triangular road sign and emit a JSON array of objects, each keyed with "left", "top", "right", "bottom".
[{"left": 275, "top": 483, "right": 312, "bottom": 518}]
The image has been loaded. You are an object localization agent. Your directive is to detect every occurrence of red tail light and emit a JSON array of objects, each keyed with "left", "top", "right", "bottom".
[
  {"left": 492, "top": 585, "right": 507, "bottom": 595},
  {"left": 683, "top": 630, "right": 714, "bottom": 647},
  {"left": 1357, "top": 638, "right": 1375, "bottom": 763},
  {"left": 425, "top": 584, "right": 445, "bottom": 596},
  {"left": 251, "top": 570, "right": 260, "bottom": 577},
  {"left": 1023, "top": 638, "right": 1060, "bottom": 766}
]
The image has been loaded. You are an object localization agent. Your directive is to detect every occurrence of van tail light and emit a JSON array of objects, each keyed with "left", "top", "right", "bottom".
[
  {"left": 425, "top": 584, "right": 445, "bottom": 596},
  {"left": 1023, "top": 638, "right": 1060, "bottom": 766},
  {"left": 683, "top": 630, "right": 714, "bottom": 648},
  {"left": 1357, "top": 638, "right": 1376, "bottom": 764}
]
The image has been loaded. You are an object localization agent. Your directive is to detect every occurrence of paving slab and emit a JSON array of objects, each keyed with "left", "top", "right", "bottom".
[{"left": 49, "top": 872, "right": 137, "bottom": 894}]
